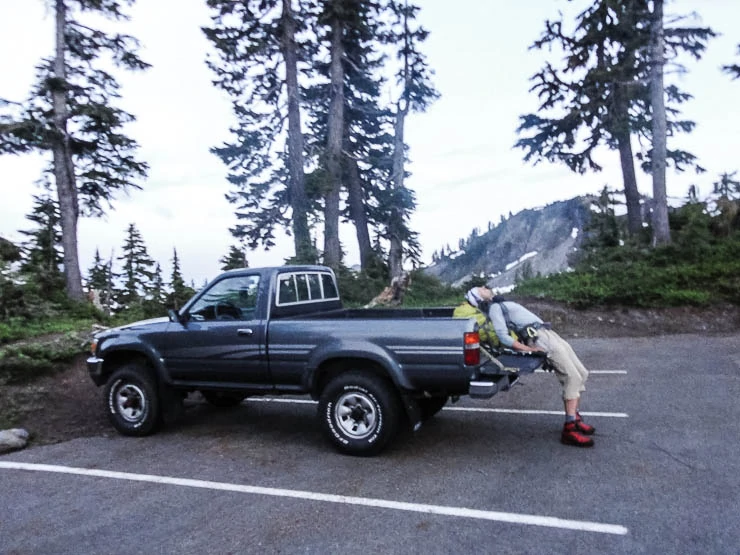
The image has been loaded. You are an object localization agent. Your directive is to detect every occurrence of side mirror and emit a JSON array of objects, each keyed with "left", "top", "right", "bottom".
[{"left": 168, "top": 309, "right": 183, "bottom": 324}]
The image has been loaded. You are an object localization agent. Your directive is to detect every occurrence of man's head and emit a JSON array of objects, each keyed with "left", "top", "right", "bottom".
[{"left": 465, "top": 286, "right": 492, "bottom": 307}]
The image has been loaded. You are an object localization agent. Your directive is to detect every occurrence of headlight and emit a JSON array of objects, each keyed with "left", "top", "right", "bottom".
[{"left": 90, "top": 337, "right": 99, "bottom": 356}]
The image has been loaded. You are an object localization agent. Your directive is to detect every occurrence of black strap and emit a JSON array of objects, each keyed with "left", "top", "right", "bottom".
[{"left": 494, "top": 301, "right": 514, "bottom": 332}]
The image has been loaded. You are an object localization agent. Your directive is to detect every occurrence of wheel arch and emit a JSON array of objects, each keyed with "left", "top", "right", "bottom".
[
  {"left": 310, "top": 357, "right": 399, "bottom": 399},
  {"left": 99, "top": 348, "right": 163, "bottom": 387}
]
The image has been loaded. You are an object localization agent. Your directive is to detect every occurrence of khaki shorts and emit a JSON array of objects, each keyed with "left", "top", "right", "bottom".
[{"left": 534, "top": 328, "right": 589, "bottom": 400}]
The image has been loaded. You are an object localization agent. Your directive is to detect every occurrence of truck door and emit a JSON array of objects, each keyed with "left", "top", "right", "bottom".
[{"left": 163, "top": 274, "right": 270, "bottom": 387}]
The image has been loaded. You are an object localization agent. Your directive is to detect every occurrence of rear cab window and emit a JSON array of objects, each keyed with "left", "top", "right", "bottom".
[{"left": 274, "top": 270, "right": 341, "bottom": 317}]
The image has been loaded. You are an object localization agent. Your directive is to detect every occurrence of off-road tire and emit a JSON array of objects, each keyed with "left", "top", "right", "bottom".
[
  {"left": 318, "top": 371, "right": 401, "bottom": 457},
  {"left": 104, "top": 363, "right": 160, "bottom": 436},
  {"left": 202, "top": 391, "right": 247, "bottom": 408}
]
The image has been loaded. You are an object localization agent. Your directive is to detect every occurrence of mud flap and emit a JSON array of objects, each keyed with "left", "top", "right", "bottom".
[{"left": 399, "top": 393, "right": 423, "bottom": 432}]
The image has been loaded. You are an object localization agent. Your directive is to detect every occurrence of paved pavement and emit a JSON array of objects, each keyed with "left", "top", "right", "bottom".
[{"left": 1, "top": 333, "right": 739, "bottom": 554}]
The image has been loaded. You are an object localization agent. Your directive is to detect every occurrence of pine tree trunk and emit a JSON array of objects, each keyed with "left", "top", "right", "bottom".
[
  {"left": 612, "top": 84, "right": 642, "bottom": 237},
  {"left": 615, "top": 128, "right": 642, "bottom": 237},
  {"left": 323, "top": 12, "right": 344, "bottom": 268},
  {"left": 388, "top": 108, "right": 406, "bottom": 279},
  {"left": 345, "top": 157, "right": 373, "bottom": 270},
  {"left": 281, "top": 0, "right": 314, "bottom": 263},
  {"left": 649, "top": 0, "right": 671, "bottom": 245},
  {"left": 52, "top": 0, "right": 84, "bottom": 301}
]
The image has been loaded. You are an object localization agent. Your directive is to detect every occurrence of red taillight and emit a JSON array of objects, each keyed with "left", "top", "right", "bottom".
[{"left": 464, "top": 331, "right": 480, "bottom": 366}]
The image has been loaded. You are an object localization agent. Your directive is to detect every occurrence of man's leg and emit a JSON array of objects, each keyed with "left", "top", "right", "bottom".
[
  {"left": 561, "top": 397, "right": 594, "bottom": 447},
  {"left": 537, "top": 331, "right": 594, "bottom": 447}
]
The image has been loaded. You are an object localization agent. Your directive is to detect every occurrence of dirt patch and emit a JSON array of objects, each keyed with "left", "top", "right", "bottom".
[
  {"left": 0, "top": 354, "right": 111, "bottom": 446},
  {"left": 2, "top": 302, "right": 739, "bottom": 449}
]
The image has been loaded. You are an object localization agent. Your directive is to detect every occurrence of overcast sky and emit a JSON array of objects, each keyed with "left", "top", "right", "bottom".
[{"left": 1, "top": 0, "right": 738, "bottom": 285}]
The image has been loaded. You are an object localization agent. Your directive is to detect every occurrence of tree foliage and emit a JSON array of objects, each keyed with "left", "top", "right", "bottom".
[
  {"left": 116, "top": 222, "right": 154, "bottom": 309},
  {"left": 220, "top": 245, "right": 249, "bottom": 271},
  {"left": 723, "top": 44, "right": 740, "bottom": 79},
  {"left": 168, "top": 248, "right": 195, "bottom": 310},
  {"left": 382, "top": 0, "right": 438, "bottom": 277},
  {"left": 205, "top": 0, "right": 433, "bottom": 277},
  {"left": 0, "top": 0, "right": 149, "bottom": 300},
  {"left": 19, "top": 187, "right": 65, "bottom": 301},
  {"left": 204, "top": 0, "right": 315, "bottom": 262},
  {"left": 515, "top": 0, "right": 715, "bottom": 241}
]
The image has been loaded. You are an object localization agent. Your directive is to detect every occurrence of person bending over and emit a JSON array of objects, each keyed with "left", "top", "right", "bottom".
[{"left": 465, "top": 287, "right": 596, "bottom": 447}]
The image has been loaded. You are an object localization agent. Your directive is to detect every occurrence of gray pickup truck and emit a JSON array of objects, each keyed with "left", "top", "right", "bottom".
[{"left": 88, "top": 265, "right": 543, "bottom": 456}]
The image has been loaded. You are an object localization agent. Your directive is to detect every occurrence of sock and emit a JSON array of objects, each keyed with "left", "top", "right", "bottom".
[{"left": 565, "top": 414, "right": 576, "bottom": 423}]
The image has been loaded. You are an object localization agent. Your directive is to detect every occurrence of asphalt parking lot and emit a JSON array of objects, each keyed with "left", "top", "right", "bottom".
[{"left": 1, "top": 333, "right": 739, "bottom": 554}]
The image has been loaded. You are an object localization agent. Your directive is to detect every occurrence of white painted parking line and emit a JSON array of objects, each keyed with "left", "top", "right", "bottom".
[
  {"left": 0, "top": 462, "right": 628, "bottom": 536},
  {"left": 248, "top": 398, "right": 315, "bottom": 404},
  {"left": 445, "top": 408, "right": 629, "bottom": 417},
  {"left": 245, "top": 399, "right": 628, "bottom": 418},
  {"left": 535, "top": 369, "right": 628, "bottom": 374}
]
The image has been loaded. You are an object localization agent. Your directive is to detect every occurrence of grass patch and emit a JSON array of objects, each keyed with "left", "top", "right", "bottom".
[
  {"left": 0, "top": 317, "right": 97, "bottom": 345},
  {"left": 0, "top": 330, "right": 90, "bottom": 385}
]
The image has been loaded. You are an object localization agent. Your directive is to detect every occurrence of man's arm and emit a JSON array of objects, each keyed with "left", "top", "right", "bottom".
[
  {"left": 489, "top": 303, "right": 544, "bottom": 353},
  {"left": 488, "top": 304, "right": 515, "bottom": 348}
]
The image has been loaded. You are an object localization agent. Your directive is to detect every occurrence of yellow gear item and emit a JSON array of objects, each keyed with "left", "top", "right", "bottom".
[{"left": 453, "top": 302, "right": 501, "bottom": 348}]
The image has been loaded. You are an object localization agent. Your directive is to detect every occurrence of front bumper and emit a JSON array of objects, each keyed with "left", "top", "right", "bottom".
[{"left": 87, "top": 356, "right": 105, "bottom": 386}]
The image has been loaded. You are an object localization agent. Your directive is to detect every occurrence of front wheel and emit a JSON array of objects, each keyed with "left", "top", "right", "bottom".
[
  {"left": 318, "top": 371, "right": 401, "bottom": 457},
  {"left": 104, "top": 363, "right": 160, "bottom": 436}
]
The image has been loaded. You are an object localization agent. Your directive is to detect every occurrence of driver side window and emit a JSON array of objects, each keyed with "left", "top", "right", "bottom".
[{"left": 189, "top": 275, "right": 260, "bottom": 321}]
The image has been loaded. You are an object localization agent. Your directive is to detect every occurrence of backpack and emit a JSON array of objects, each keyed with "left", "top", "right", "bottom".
[{"left": 453, "top": 301, "right": 501, "bottom": 348}]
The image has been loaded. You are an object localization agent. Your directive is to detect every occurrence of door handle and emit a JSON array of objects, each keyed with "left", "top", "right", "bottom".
[{"left": 237, "top": 328, "right": 254, "bottom": 337}]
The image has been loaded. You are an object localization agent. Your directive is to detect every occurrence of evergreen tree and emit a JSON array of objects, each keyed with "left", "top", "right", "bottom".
[
  {"left": 317, "top": 0, "right": 351, "bottom": 268},
  {"left": 305, "top": 0, "right": 427, "bottom": 274},
  {"left": 383, "top": 0, "right": 438, "bottom": 278},
  {"left": 0, "top": 237, "right": 25, "bottom": 319},
  {"left": 219, "top": 245, "right": 249, "bottom": 271},
  {"left": 147, "top": 262, "right": 166, "bottom": 306},
  {"left": 19, "top": 184, "right": 65, "bottom": 300},
  {"left": 648, "top": 0, "right": 669, "bottom": 245},
  {"left": 204, "top": 0, "right": 316, "bottom": 263},
  {"left": 86, "top": 248, "right": 115, "bottom": 314},
  {"left": 116, "top": 223, "right": 154, "bottom": 309},
  {"left": 515, "top": 0, "right": 715, "bottom": 241},
  {"left": 308, "top": 0, "right": 396, "bottom": 272},
  {"left": 168, "top": 248, "right": 193, "bottom": 310},
  {"left": 713, "top": 172, "right": 740, "bottom": 200},
  {"left": 0, "top": 0, "right": 149, "bottom": 301},
  {"left": 583, "top": 186, "right": 621, "bottom": 249}
]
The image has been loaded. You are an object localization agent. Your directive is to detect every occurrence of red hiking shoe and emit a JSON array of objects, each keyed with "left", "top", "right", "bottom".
[
  {"left": 561, "top": 422, "right": 594, "bottom": 447},
  {"left": 575, "top": 412, "right": 595, "bottom": 435}
]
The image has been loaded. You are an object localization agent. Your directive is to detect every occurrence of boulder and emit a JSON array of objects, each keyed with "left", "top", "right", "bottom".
[{"left": 0, "top": 428, "right": 30, "bottom": 453}]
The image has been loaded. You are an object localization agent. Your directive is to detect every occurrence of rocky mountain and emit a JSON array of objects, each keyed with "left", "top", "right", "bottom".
[{"left": 423, "top": 196, "right": 595, "bottom": 290}]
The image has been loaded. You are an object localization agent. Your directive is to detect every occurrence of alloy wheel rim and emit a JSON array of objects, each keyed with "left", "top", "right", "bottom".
[
  {"left": 335, "top": 391, "right": 377, "bottom": 439},
  {"left": 115, "top": 383, "right": 147, "bottom": 422}
]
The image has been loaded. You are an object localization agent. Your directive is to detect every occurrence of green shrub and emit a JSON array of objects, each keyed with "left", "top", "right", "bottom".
[
  {"left": 404, "top": 270, "right": 463, "bottom": 307},
  {"left": 0, "top": 330, "right": 88, "bottom": 384},
  {"left": 515, "top": 232, "right": 740, "bottom": 308}
]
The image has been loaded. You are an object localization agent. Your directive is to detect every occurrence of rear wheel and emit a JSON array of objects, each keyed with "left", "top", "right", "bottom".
[
  {"left": 104, "top": 363, "right": 160, "bottom": 436},
  {"left": 202, "top": 391, "right": 247, "bottom": 408},
  {"left": 418, "top": 396, "right": 449, "bottom": 421},
  {"left": 318, "top": 371, "right": 401, "bottom": 457}
]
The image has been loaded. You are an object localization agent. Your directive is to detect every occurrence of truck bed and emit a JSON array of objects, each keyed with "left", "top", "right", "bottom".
[{"left": 287, "top": 306, "right": 455, "bottom": 320}]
